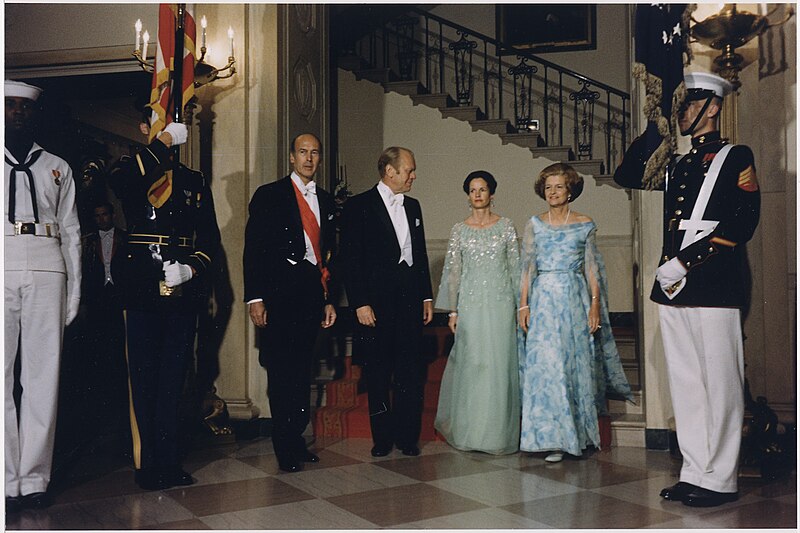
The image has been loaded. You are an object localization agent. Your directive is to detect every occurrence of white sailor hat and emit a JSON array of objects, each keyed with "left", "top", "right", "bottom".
[
  {"left": 684, "top": 71, "right": 733, "bottom": 100},
  {"left": 5, "top": 80, "right": 43, "bottom": 101}
]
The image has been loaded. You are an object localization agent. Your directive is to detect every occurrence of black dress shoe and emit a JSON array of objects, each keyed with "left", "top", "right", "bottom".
[
  {"left": 278, "top": 459, "right": 303, "bottom": 473},
  {"left": 400, "top": 445, "right": 420, "bottom": 457},
  {"left": 163, "top": 467, "right": 195, "bottom": 487},
  {"left": 682, "top": 487, "right": 738, "bottom": 507},
  {"left": 371, "top": 444, "right": 392, "bottom": 457},
  {"left": 22, "top": 492, "right": 50, "bottom": 509},
  {"left": 659, "top": 481, "right": 697, "bottom": 501},
  {"left": 5, "top": 496, "right": 23, "bottom": 514},
  {"left": 296, "top": 449, "right": 320, "bottom": 463}
]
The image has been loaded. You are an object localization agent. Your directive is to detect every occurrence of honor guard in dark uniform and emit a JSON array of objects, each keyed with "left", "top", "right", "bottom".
[
  {"left": 109, "top": 120, "right": 221, "bottom": 490},
  {"left": 615, "top": 71, "right": 760, "bottom": 507}
]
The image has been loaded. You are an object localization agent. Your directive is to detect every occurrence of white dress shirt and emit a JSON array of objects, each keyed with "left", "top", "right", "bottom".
[
  {"left": 290, "top": 172, "right": 321, "bottom": 266},
  {"left": 377, "top": 180, "right": 413, "bottom": 266},
  {"left": 99, "top": 227, "right": 115, "bottom": 285}
]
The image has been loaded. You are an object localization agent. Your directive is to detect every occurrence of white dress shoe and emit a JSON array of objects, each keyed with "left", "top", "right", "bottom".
[{"left": 545, "top": 452, "right": 564, "bottom": 463}]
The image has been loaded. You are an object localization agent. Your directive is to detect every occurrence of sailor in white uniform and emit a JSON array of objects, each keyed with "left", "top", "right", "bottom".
[{"left": 4, "top": 80, "right": 82, "bottom": 512}]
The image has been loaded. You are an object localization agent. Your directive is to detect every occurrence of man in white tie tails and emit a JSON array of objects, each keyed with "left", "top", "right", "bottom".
[
  {"left": 5, "top": 80, "right": 81, "bottom": 512},
  {"left": 243, "top": 133, "right": 337, "bottom": 472},
  {"left": 340, "top": 147, "right": 434, "bottom": 458},
  {"left": 614, "top": 71, "right": 761, "bottom": 507}
]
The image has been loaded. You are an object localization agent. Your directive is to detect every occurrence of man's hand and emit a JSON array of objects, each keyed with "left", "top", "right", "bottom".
[
  {"left": 163, "top": 260, "right": 193, "bottom": 287},
  {"left": 423, "top": 300, "right": 433, "bottom": 325},
  {"left": 356, "top": 305, "right": 376, "bottom": 327},
  {"left": 322, "top": 304, "right": 337, "bottom": 328},
  {"left": 158, "top": 122, "right": 188, "bottom": 147},
  {"left": 656, "top": 257, "right": 687, "bottom": 291},
  {"left": 249, "top": 301, "right": 267, "bottom": 328}
]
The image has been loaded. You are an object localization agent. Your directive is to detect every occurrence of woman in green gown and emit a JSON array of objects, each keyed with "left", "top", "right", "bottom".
[{"left": 434, "top": 171, "right": 521, "bottom": 455}]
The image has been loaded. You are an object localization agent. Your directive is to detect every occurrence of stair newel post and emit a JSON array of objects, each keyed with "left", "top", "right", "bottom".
[
  {"left": 438, "top": 21, "right": 444, "bottom": 96},
  {"left": 570, "top": 81, "right": 600, "bottom": 161},
  {"left": 424, "top": 16, "right": 430, "bottom": 90},
  {"left": 483, "top": 40, "right": 488, "bottom": 117},
  {"left": 449, "top": 31, "right": 477, "bottom": 106},
  {"left": 606, "top": 91, "right": 612, "bottom": 174},
  {"left": 558, "top": 72, "right": 564, "bottom": 148},
  {"left": 543, "top": 65, "right": 549, "bottom": 146},
  {"left": 497, "top": 52, "right": 503, "bottom": 125}
]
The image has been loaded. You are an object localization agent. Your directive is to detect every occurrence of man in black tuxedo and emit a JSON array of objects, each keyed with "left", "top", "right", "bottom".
[
  {"left": 340, "top": 146, "right": 433, "bottom": 457},
  {"left": 79, "top": 201, "right": 129, "bottom": 442},
  {"left": 243, "top": 133, "right": 337, "bottom": 472}
]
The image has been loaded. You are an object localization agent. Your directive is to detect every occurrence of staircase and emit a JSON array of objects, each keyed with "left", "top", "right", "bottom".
[{"left": 334, "top": 6, "right": 631, "bottom": 188}]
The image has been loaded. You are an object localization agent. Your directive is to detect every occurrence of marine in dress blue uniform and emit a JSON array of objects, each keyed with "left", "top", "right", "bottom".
[
  {"left": 109, "top": 121, "right": 220, "bottom": 490},
  {"left": 615, "top": 72, "right": 760, "bottom": 507}
]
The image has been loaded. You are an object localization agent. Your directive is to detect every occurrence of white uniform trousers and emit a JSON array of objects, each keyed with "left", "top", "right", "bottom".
[
  {"left": 5, "top": 269, "right": 66, "bottom": 496},
  {"left": 659, "top": 305, "right": 744, "bottom": 493}
]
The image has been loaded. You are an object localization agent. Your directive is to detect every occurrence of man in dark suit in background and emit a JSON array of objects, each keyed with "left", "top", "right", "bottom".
[
  {"left": 340, "top": 146, "right": 433, "bottom": 458},
  {"left": 243, "top": 133, "right": 337, "bottom": 473},
  {"left": 79, "top": 201, "right": 129, "bottom": 444}
]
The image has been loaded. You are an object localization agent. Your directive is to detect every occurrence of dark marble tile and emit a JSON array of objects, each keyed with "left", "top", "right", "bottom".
[
  {"left": 692, "top": 498, "right": 797, "bottom": 529},
  {"left": 54, "top": 468, "right": 142, "bottom": 504},
  {"left": 373, "top": 452, "right": 505, "bottom": 482},
  {"left": 166, "top": 477, "right": 315, "bottom": 517},
  {"left": 135, "top": 518, "right": 212, "bottom": 529},
  {"left": 326, "top": 482, "right": 487, "bottom": 527},
  {"left": 238, "top": 449, "right": 362, "bottom": 476},
  {"left": 502, "top": 490, "right": 682, "bottom": 529},
  {"left": 520, "top": 454, "right": 653, "bottom": 489}
]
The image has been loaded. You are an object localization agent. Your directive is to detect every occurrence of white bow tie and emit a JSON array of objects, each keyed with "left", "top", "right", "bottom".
[
  {"left": 390, "top": 193, "right": 404, "bottom": 207},
  {"left": 302, "top": 181, "right": 317, "bottom": 196}
]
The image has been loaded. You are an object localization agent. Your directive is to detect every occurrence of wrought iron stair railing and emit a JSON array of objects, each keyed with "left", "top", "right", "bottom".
[{"left": 340, "top": 7, "right": 631, "bottom": 174}]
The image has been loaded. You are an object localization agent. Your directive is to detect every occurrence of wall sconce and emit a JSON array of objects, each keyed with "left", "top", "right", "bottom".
[
  {"left": 133, "top": 13, "right": 236, "bottom": 88},
  {"left": 690, "top": 3, "right": 794, "bottom": 89}
]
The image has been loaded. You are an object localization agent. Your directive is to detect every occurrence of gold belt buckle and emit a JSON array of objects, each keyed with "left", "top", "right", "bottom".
[{"left": 159, "top": 280, "right": 183, "bottom": 297}]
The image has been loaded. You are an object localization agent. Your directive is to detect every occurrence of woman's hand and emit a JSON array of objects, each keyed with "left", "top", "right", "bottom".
[
  {"left": 448, "top": 314, "right": 458, "bottom": 334},
  {"left": 519, "top": 306, "right": 530, "bottom": 334},
  {"left": 588, "top": 299, "right": 600, "bottom": 333}
]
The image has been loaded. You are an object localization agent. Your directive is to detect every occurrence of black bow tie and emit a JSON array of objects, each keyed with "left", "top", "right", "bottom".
[{"left": 6, "top": 149, "right": 44, "bottom": 224}]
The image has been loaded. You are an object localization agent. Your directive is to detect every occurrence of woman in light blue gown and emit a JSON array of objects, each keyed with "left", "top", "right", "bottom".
[
  {"left": 434, "top": 171, "right": 521, "bottom": 455},
  {"left": 518, "top": 163, "right": 633, "bottom": 462}
]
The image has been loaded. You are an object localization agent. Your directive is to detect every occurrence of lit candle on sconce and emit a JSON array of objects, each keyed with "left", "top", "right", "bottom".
[
  {"left": 135, "top": 19, "right": 142, "bottom": 51},
  {"left": 142, "top": 31, "right": 150, "bottom": 60},
  {"left": 228, "top": 26, "right": 235, "bottom": 57},
  {"left": 201, "top": 15, "right": 207, "bottom": 49}
]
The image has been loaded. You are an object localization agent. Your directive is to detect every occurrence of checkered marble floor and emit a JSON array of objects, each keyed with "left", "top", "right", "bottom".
[{"left": 6, "top": 436, "right": 796, "bottom": 530}]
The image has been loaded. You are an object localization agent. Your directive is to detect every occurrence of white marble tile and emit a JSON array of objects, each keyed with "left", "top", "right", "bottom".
[
  {"left": 199, "top": 498, "right": 378, "bottom": 529},
  {"left": 187, "top": 457, "right": 274, "bottom": 486},
  {"left": 429, "top": 468, "right": 582, "bottom": 506},
  {"left": 277, "top": 461, "right": 419, "bottom": 498},
  {"left": 481, "top": 451, "right": 550, "bottom": 469},
  {"left": 391, "top": 506, "right": 552, "bottom": 529}
]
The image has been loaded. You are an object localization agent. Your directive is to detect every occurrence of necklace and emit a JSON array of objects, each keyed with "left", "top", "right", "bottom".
[
  {"left": 548, "top": 208, "right": 570, "bottom": 226},
  {"left": 470, "top": 211, "right": 493, "bottom": 227}
]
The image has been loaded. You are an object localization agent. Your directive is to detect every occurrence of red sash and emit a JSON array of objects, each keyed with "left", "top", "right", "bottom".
[{"left": 291, "top": 180, "right": 330, "bottom": 297}]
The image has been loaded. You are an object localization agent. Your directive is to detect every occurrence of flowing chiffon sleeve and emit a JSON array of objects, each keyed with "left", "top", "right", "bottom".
[
  {"left": 519, "top": 217, "right": 538, "bottom": 305},
  {"left": 434, "top": 223, "right": 462, "bottom": 312},
  {"left": 505, "top": 219, "right": 521, "bottom": 303},
  {"left": 584, "top": 224, "right": 635, "bottom": 408}
]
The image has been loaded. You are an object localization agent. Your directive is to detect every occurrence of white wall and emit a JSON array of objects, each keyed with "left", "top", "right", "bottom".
[{"left": 337, "top": 69, "right": 634, "bottom": 312}]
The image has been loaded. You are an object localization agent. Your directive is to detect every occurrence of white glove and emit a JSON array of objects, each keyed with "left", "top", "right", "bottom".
[
  {"left": 656, "top": 257, "right": 688, "bottom": 291},
  {"left": 159, "top": 122, "right": 188, "bottom": 146},
  {"left": 65, "top": 296, "right": 81, "bottom": 326},
  {"left": 163, "top": 260, "right": 193, "bottom": 288}
]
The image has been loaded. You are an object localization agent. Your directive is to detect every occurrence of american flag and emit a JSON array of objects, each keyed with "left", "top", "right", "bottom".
[
  {"left": 148, "top": 3, "right": 196, "bottom": 142},
  {"left": 633, "top": 4, "right": 691, "bottom": 189}
]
